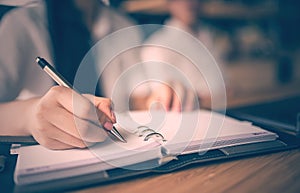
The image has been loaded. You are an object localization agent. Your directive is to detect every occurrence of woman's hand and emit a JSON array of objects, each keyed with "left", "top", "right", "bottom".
[
  {"left": 146, "top": 82, "right": 200, "bottom": 112},
  {"left": 26, "top": 86, "right": 116, "bottom": 150}
]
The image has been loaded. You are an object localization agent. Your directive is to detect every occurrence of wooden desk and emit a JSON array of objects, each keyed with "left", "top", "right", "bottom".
[{"left": 73, "top": 149, "right": 300, "bottom": 193}]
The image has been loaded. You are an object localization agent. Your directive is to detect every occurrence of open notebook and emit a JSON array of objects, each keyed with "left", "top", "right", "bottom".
[{"left": 13, "top": 110, "right": 278, "bottom": 185}]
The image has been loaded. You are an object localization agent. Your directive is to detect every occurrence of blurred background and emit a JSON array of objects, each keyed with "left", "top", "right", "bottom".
[
  {"left": 1, "top": 0, "right": 300, "bottom": 108},
  {"left": 119, "top": 0, "right": 300, "bottom": 107},
  {"left": 122, "top": 0, "right": 300, "bottom": 106}
]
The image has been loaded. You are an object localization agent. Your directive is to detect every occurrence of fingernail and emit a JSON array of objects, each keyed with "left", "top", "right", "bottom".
[{"left": 104, "top": 122, "right": 113, "bottom": 130}]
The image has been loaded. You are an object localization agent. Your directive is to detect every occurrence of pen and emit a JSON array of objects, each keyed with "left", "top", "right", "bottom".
[{"left": 36, "top": 57, "right": 127, "bottom": 143}]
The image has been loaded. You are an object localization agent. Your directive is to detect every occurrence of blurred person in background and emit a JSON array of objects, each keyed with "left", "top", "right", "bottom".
[{"left": 141, "top": 0, "right": 230, "bottom": 111}]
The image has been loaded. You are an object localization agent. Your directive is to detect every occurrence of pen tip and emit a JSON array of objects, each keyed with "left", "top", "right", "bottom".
[
  {"left": 117, "top": 134, "right": 127, "bottom": 143},
  {"left": 111, "top": 127, "right": 127, "bottom": 143}
]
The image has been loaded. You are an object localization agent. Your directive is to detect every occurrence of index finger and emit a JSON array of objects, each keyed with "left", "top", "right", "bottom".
[{"left": 83, "top": 94, "right": 116, "bottom": 124}]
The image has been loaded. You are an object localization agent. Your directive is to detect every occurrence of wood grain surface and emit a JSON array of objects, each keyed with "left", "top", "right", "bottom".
[{"left": 72, "top": 149, "right": 300, "bottom": 193}]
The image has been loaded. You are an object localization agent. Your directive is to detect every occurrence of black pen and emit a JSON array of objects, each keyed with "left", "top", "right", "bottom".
[{"left": 36, "top": 57, "right": 127, "bottom": 143}]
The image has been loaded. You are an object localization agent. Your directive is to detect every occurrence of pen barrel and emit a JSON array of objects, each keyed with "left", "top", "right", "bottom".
[
  {"left": 36, "top": 57, "right": 73, "bottom": 89},
  {"left": 43, "top": 66, "right": 73, "bottom": 88}
]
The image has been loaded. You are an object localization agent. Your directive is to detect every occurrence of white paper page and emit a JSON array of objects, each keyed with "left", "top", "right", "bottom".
[
  {"left": 122, "top": 110, "right": 277, "bottom": 154},
  {"left": 122, "top": 110, "right": 254, "bottom": 142},
  {"left": 16, "top": 126, "right": 161, "bottom": 176}
]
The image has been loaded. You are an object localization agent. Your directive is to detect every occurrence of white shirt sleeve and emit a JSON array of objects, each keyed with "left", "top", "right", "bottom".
[{"left": 0, "top": 2, "right": 54, "bottom": 102}]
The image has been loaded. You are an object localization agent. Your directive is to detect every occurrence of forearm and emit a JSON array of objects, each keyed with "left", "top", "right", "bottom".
[{"left": 0, "top": 98, "right": 36, "bottom": 136}]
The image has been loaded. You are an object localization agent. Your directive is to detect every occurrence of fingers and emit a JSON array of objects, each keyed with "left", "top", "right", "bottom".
[
  {"left": 95, "top": 97, "right": 115, "bottom": 122},
  {"left": 170, "top": 83, "right": 183, "bottom": 112},
  {"left": 146, "top": 83, "right": 172, "bottom": 111},
  {"left": 170, "top": 81, "right": 202, "bottom": 112},
  {"left": 94, "top": 97, "right": 116, "bottom": 128},
  {"left": 159, "top": 85, "right": 173, "bottom": 111},
  {"left": 48, "top": 86, "right": 114, "bottom": 129},
  {"left": 45, "top": 105, "right": 107, "bottom": 142},
  {"left": 147, "top": 83, "right": 177, "bottom": 111},
  {"left": 148, "top": 82, "right": 200, "bottom": 112},
  {"left": 183, "top": 89, "right": 199, "bottom": 111},
  {"left": 149, "top": 82, "right": 182, "bottom": 112},
  {"left": 30, "top": 86, "right": 114, "bottom": 150},
  {"left": 84, "top": 94, "right": 116, "bottom": 130},
  {"left": 33, "top": 122, "right": 88, "bottom": 149},
  {"left": 60, "top": 90, "right": 100, "bottom": 124}
]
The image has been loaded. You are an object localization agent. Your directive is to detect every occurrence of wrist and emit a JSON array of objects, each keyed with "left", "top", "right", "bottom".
[{"left": 23, "top": 98, "right": 40, "bottom": 136}]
